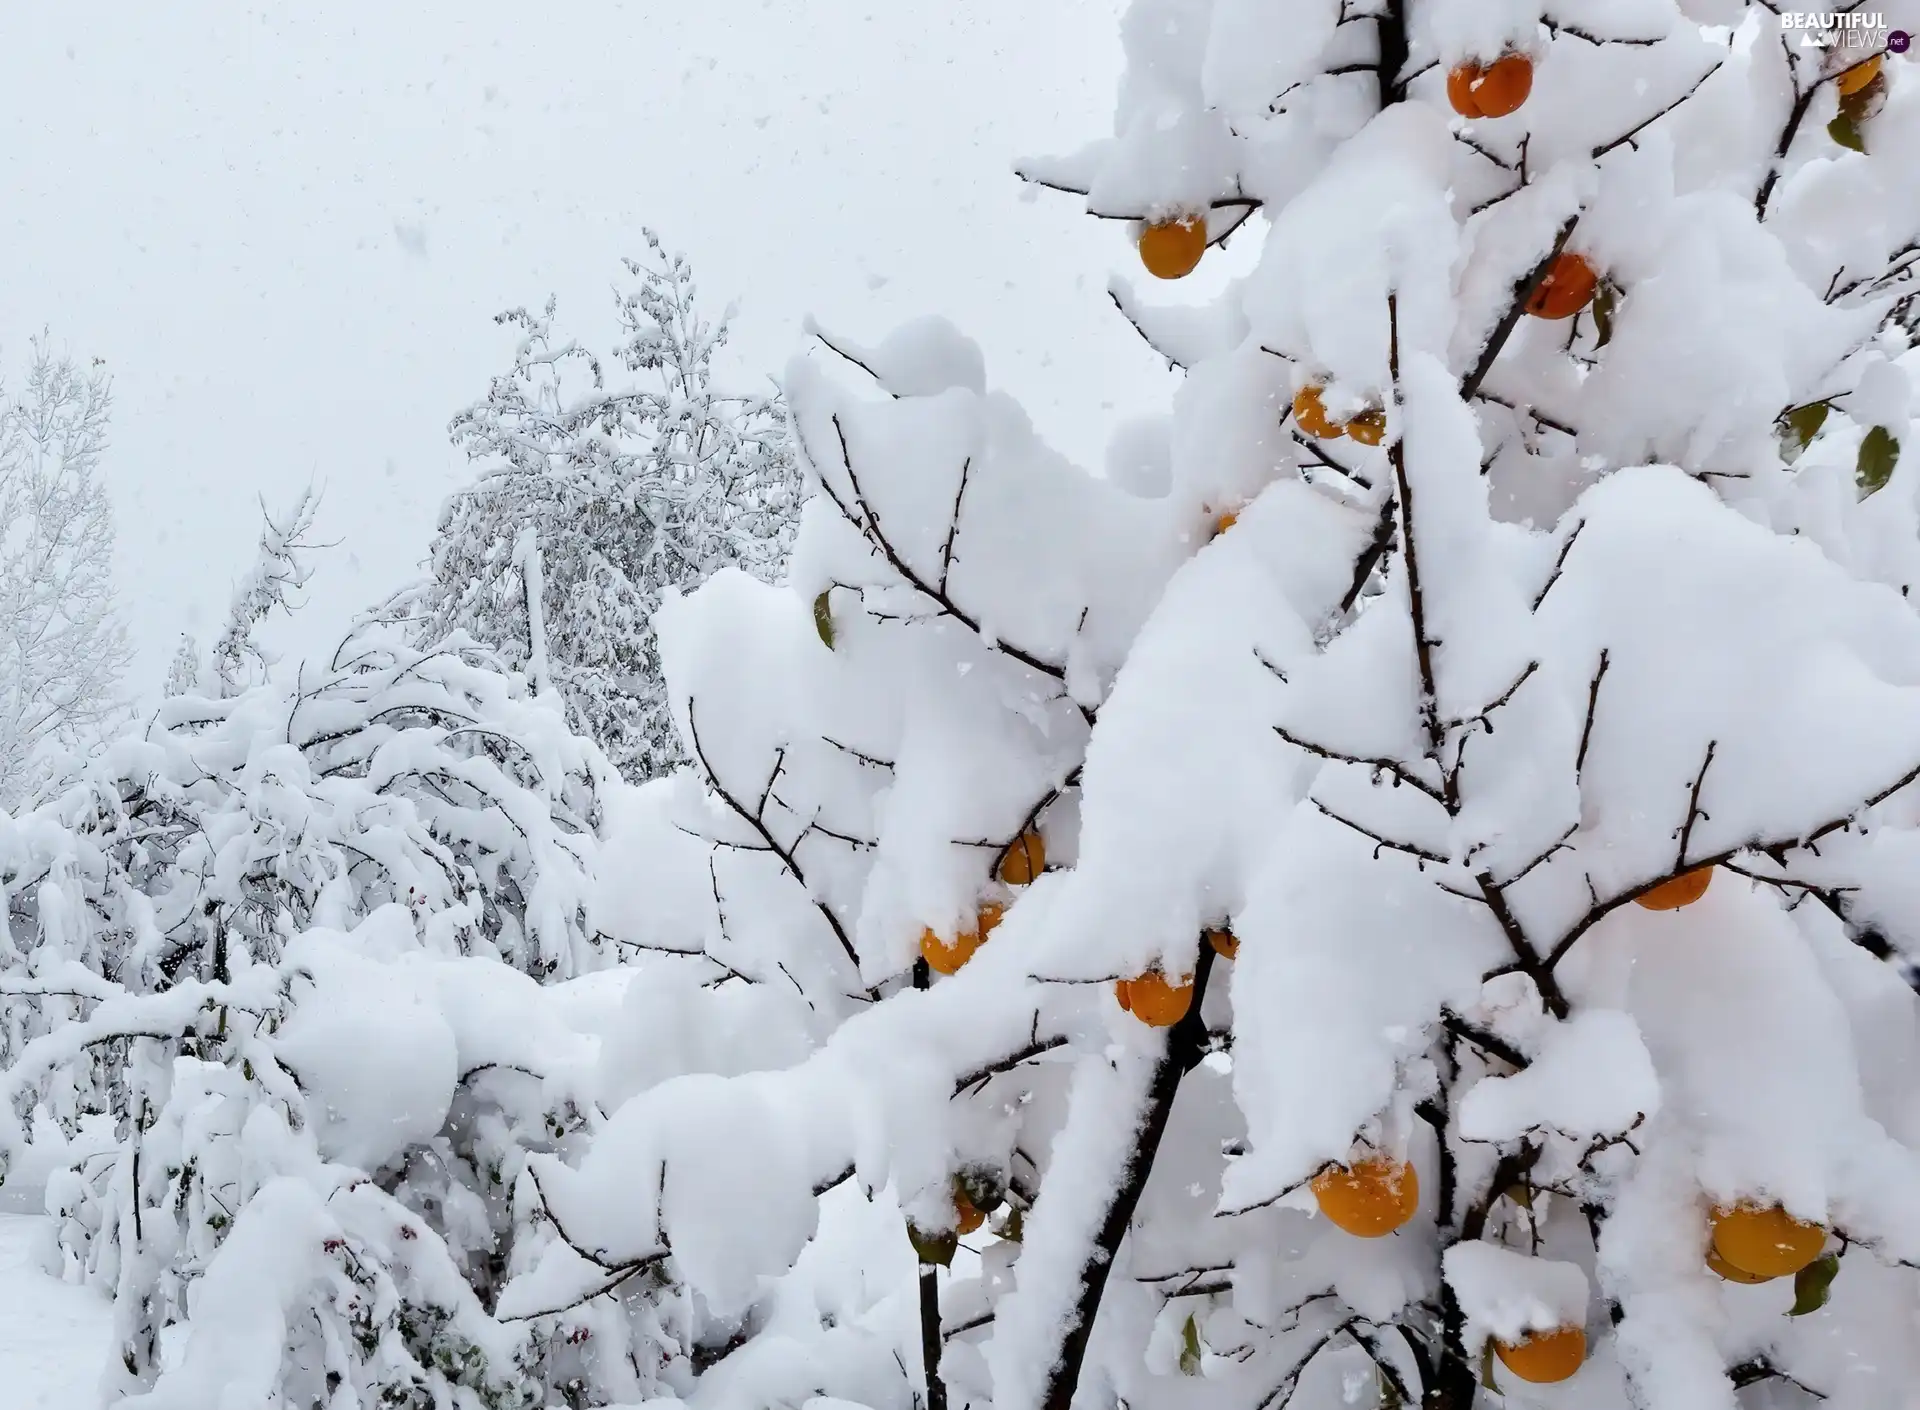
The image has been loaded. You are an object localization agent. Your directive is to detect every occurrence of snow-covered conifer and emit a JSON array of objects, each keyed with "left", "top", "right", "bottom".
[
  {"left": 503, "top": 7, "right": 1920, "bottom": 1410},
  {"left": 413, "top": 233, "right": 802, "bottom": 784}
]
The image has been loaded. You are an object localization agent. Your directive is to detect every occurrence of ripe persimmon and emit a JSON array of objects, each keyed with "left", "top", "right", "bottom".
[
  {"left": 1311, "top": 1156, "right": 1419, "bottom": 1237},
  {"left": 1115, "top": 978, "right": 1133, "bottom": 1012},
  {"left": 1526, "top": 252, "right": 1599, "bottom": 319},
  {"left": 1139, "top": 216, "right": 1207, "bottom": 280},
  {"left": 1345, "top": 409, "right": 1387, "bottom": 447},
  {"left": 1213, "top": 511, "right": 1238, "bottom": 537},
  {"left": 954, "top": 1190, "right": 986, "bottom": 1236},
  {"left": 920, "top": 903, "right": 1004, "bottom": 975},
  {"left": 1447, "top": 53, "right": 1535, "bottom": 120},
  {"left": 1293, "top": 385, "right": 1345, "bottom": 440},
  {"left": 1837, "top": 54, "right": 1882, "bottom": 97},
  {"left": 1125, "top": 969, "right": 1194, "bottom": 1027},
  {"left": 1710, "top": 1203, "right": 1827, "bottom": 1280},
  {"left": 998, "top": 831, "right": 1045, "bottom": 886},
  {"left": 1495, "top": 1327, "right": 1587, "bottom": 1384},
  {"left": 1706, "top": 1245, "right": 1775, "bottom": 1284},
  {"left": 1635, "top": 867, "right": 1713, "bottom": 911},
  {"left": 1207, "top": 928, "right": 1239, "bottom": 960}
]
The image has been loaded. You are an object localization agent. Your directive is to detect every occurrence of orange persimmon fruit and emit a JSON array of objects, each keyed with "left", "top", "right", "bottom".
[
  {"left": 1139, "top": 216, "right": 1208, "bottom": 280},
  {"left": 1345, "top": 409, "right": 1388, "bottom": 446},
  {"left": 998, "top": 831, "right": 1045, "bottom": 886},
  {"left": 1447, "top": 53, "right": 1535, "bottom": 120},
  {"left": 1293, "top": 384, "right": 1345, "bottom": 439},
  {"left": 1837, "top": 53, "right": 1882, "bottom": 97},
  {"left": 1635, "top": 867, "right": 1713, "bottom": 911},
  {"left": 1710, "top": 1203, "right": 1827, "bottom": 1280},
  {"left": 920, "top": 903, "right": 1004, "bottom": 975},
  {"left": 1526, "top": 252, "right": 1600, "bottom": 319},
  {"left": 1706, "top": 1245, "right": 1776, "bottom": 1284},
  {"left": 1207, "top": 928, "right": 1239, "bottom": 960},
  {"left": 1123, "top": 969, "right": 1194, "bottom": 1027},
  {"left": 1495, "top": 1326, "right": 1587, "bottom": 1384},
  {"left": 1311, "top": 1156, "right": 1420, "bottom": 1237}
]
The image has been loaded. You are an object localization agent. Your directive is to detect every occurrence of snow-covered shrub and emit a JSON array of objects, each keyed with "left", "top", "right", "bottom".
[
  {"left": 406, "top": 231, "right": 804, "bottom": 786},
  {"left": 0, "top": 617, "right": 631, "bottom": 1400},
  {"left": 501, "top": 6, "right": 1920, "bottom": 1410}
]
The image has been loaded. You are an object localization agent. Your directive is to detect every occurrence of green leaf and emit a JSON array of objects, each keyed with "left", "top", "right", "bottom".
[
  {"left": 1505, "top": 1182, "right": 1535, "bottom": 1210},
  {"left": 906, "top": 1221, "right": 958, "bottom": 1268},
  {"left": 1591, "top": 281, "right": 1617, "bottom": 349},
  {"left": 1179, "top": 1313, "right": 1203, "bottom": 1376},
  {"left": 1778, "top": 401, "right": 1832, "bottom": 463},
  {"left": 1480, "top": 1340, "right": 1501, "bottom": 1394},
  {"left": 1790, "top": 1252, "right": 1841, "bottom": 1316},
  {"left": 1858, "top": 425, "right": 1901, "bottom": 498},
  {"left": 998, "top": 1206, "right": 1024, "bottom": 1243},
  {"left": 1829, "top": 111, "right": 1867, "bottom": 153},
  {"left": 813, "top": 590, "right": 835, "bottom": 650},
  {"left": 1378, "top": 1365, "right": 1406, "bottom": 1410},
  {"left": 956, "top": 1165, "right": 1007, "bottom": 1215}
]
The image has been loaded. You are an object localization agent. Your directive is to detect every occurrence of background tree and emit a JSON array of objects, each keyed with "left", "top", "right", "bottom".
[
  {"left": 408, "top": 231, "right": 803, "bottom": 784},
  {"left": 0, "top": 337, "right": 131, "bottom": 808},
  {"left": 490, "top": 6, "right": 1920, "bottom": 1410},
  {"left": 203, "top": 486, "right": 324, "bottom": 698}
]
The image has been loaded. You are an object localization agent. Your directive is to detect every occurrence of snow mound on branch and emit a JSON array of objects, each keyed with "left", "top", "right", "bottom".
[
  {"left": 801, "top": 314, "right": 987, "bottom": 397},
  {"left": 1444, "top": 1242, "right": 1590, "bottom": 1350},
  {"left": 1459, "top": 1010, "right": 1661, "bottom": 1143},
  {"left": 1245, "top": 103, "right": 1460, "bottom": 394},
  {"left": 276, "top": 922, "right": 459, "bottom": 1172},
  {"left": 1529, "top": 466, "right": 1920, "bottom": 908},
  {"left": 1222, "top": 813, "right": 1503, "bottom": 1212},
  {"left": 1621, "top": 879, "right": 1920, "bottom": 1255},
  {"left": 1031, "top": 479, "right": 1370, "bottom": 983}
]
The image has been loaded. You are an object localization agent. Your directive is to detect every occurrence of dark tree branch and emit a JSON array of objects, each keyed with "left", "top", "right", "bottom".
[
  {"left": 687, "top": 704, "right": 872, "bottom": 991},
  {"left": 1312, "top": 798, "right": 1451, "bottom": 868},
  {"left": 1575, "top": 650, "right": 1609, "bottom": 781},
  {"left": 1341, "top": 497, "right": 1398, "bottom": 616},
  {"left": 1532, "top": 520, "right": 1587, "bottom": 611},
  {"left": 1271, "top": 721, "right": 1448, "bottom": 807},
  {"left": 1675, "top": 741, "right": 1718, "bottom": 865},
  {"left": 1547, "top": 750, "right": 1920, "bottom": 971},
  {"left": 1440, "top": 1010, "right": 1528, "bottom": 1070},
  {"left": 1462, "top": 217, "right": 1581, "bottom": 401},
  {"left": 1386, "top": 295, "right": 1451, "bottom": 800},
  {"left": 911, "top": 955, "right": 948, "bottom": 1410},
  {"left": 1475, "top": 872, "right": 1570, "bottom": 1020},
  {"left": 1592, "top": 60, "right": 1726, "bottom": 158},
  {"left": 1108, "top": 287, "right": 1186, "bottom": 372},
  {"left": 990, "top": 765, "right": 1082, "bottom": 880},
  {"left": 938, "top": 458, "right": 974, "bottom": 595},
  {"left": 1757, "top": 80, "right": 1821, "bottom": 220},
  {"left": 804, "top": 414, "right": 1094, "bottom": 723},
  {"left": 1038, "top": 939, "right": 1220, "bottom": 1410},
  {"left": 952, "top": 1033, "right": 1071, "bottom": 1097}
]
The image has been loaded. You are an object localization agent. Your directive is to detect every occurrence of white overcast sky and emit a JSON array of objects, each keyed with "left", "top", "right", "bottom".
[{"left": 1, "top": 0, "right": 1203, "bottom": 701}]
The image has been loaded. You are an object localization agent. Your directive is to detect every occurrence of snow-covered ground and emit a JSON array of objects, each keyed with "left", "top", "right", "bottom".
[{"left": 0, "top": 1213, "right": 112, "bottom": 1407}]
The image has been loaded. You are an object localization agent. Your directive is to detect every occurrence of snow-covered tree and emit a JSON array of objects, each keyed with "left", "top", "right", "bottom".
[
  {"left": 492, "top": 7, "right": 1920, "bottom": 1410},
  {"left": 0, "top": 337, "right": 131, "bottom": 808},
  {"left": 206, "top": 487, "right": 324, "bottom": 698},
  {"left": 409, "top": 232, "right": 803, "bottom": 784}
]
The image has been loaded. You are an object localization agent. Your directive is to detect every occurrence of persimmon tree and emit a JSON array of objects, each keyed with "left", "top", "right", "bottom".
[{"left": 503, "top": 5, "right": 1920, "bottom": 1410}]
